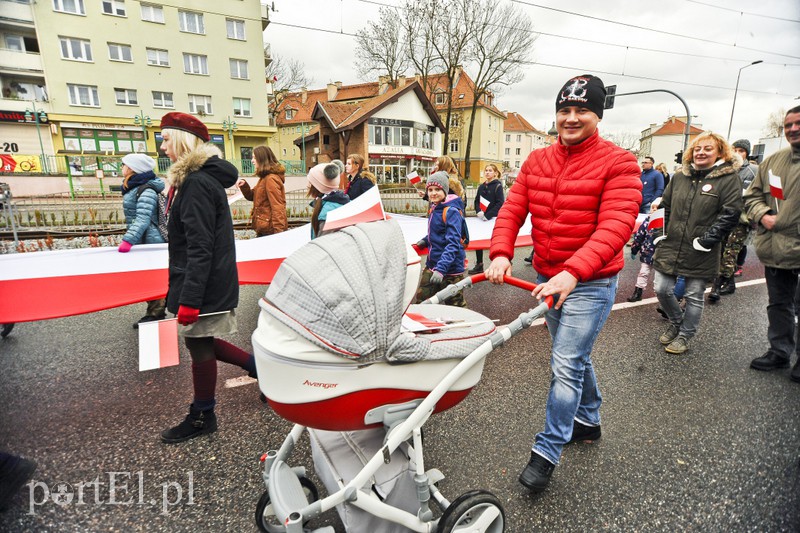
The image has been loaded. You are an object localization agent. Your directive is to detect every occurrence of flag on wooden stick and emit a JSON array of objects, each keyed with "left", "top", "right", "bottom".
[
  {"left": 769, "top": 170, "right": 784, "bottom": 200},
  {"left": 648, "top": 208, "right": 665, "bottom": 230},
  {"left": 138, "top": 318, "right": 179, "bottom": 371}
]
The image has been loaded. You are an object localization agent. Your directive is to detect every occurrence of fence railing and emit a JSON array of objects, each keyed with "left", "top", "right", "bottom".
[{"left": 0, "top": 184, "right": 487, "bottom": 234}]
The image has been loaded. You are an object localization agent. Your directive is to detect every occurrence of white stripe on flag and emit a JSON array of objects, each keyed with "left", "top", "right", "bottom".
[
  {"left": 138, "top": 318, "right": 179, "bottom": 371},
  {"left": 324, "top": 186, "right": 386, "bottom": 232}
]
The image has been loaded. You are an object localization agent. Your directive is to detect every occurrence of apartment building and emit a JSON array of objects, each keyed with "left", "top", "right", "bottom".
[
  {"left": 272, "top": 68, "right": 505, "bottom": 183},
  {"left": 501, "top": 111, "right": 549, "bottom": 171},
  {"left": 639, "top": 116, "right": 704, "bottom": 172},
  {"left": 0, "top": 0, "right": 274, "bottom": 173}
]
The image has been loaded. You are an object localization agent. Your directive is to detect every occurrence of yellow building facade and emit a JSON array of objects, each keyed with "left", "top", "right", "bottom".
[{"left": 0, "top": 0, "right": 274, "bottom": 172}]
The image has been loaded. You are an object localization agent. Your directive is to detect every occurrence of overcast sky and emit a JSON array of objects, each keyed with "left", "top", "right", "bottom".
[{"left": 265, "top": 0, "right": 800, "bottom": 147}]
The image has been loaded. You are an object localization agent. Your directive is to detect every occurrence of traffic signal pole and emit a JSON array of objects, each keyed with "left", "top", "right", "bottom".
[{"left": 604, "top": 88, "right": 692, "bottom": 154}]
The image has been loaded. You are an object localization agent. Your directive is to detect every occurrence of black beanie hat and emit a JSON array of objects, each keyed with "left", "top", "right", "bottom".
[
  {"left": 732, "top": 139, "right": 751, "bottom": 156},
  {"left": 555, "top": 74, "right": 606, "bottom": 119}
]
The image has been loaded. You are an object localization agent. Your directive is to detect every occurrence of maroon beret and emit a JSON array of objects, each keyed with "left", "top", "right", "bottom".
[{"left": 159, "top": 112, "right": 210, "bottom": 142}]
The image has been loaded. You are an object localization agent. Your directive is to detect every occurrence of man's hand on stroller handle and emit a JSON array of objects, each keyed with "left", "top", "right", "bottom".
[
  {"left": 485, "top": 256, "right": 512, "bottom": 283},
  {"left": 532, "top": 270, "right": 577, "bottom": 310}
]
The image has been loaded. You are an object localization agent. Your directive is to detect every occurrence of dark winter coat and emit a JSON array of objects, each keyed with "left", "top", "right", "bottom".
[
  {"left": 631, "top": 215, "right": 657, "bottom": 265},
  {"left": 345, "top": 171, "right": 375, "bottom": 201},
  {"left": 474, "top": 179, "right": 505, "bottom": 219},
  {"left": 419, "top": 194, "right": 467, "bottom": 276},
  {"left": 165, "top": 144, "right": 239, "bottom": 314},
  {"left": 121, "top": 173, "right": 166, "bottom": 245},
  {"left": 640, "top": 168, "right": 665, "bottom": 211},
  {"left": 652, "top": 158, "right": 743, "bottom": 279}
]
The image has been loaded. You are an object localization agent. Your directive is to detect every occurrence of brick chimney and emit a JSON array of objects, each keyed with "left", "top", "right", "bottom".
[
  {"left": 398, "top": 77, "right": 407, "bottom": 88},
  {"left": 378, "top": 75, "right": 389, "bottom": 95},
  {"left": 301, "top": 87, "right": 308, "bottom": 105}
]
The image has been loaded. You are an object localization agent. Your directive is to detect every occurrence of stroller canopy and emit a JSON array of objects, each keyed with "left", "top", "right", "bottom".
[{"left": 265, "top": 220, "right": 432, "bottom": 363}]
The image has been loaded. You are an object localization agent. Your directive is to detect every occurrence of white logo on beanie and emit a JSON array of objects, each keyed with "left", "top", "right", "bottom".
[{"left": 559, "top": 77, "right": 589, "bottom": 105}]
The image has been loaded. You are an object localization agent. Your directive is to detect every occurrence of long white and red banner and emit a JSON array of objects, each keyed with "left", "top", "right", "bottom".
[{"left": 0, "top": 214, "right": 532, "bottom": 323}]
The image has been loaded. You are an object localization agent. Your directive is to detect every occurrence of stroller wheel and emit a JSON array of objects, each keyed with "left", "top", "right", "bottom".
[
  {"left": 438, "top": 490, "right": 505, "bottom": 533},
  {"left": 255, "top": 477, "right": 319, "bottom": 533}
]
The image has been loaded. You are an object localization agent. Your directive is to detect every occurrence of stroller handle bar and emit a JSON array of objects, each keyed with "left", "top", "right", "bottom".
[{"left": 422, "top": 272, "right": 555, "bottom": 310}]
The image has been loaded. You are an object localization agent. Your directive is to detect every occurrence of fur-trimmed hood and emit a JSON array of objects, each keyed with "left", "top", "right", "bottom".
[
  {"left": 681, "top": 156, "right": 741, "bottom": 179},
  {"left": 167, "top": 144, "right": 238, "bottom": 189}
]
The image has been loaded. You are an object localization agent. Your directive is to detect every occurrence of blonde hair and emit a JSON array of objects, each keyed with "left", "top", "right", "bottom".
[
  {"left": 435, "top": 155, "right": 457, "bottom": 175},
  {"left": 484, "top": 163, "right": 501, "bottom": 180},
  {"left": 684, "top": 132, "right": 733, "bottom": 167},
  {"left": 163, "top": 128, "right": 203, "bottom": 161}
]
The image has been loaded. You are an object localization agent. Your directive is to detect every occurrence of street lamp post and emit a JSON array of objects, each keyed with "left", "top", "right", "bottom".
[
  {"left": 24, "top": 102, "right": 48, "bottom": 173},
  {"left": 726, "top": 60, "right": 763, "bottom": 141},
  {"left": 222, "top": 116, "right": 238, "bottom": 160},
  {"left": 133, "top": 111, "right": 152, "bottom": 153}
]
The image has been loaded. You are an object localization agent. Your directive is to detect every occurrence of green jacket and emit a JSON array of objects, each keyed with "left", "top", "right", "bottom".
[
  {"left": 744, "top": 146, "right": 800, "bottom": 269},
  {"left": 652, "top": 158, "right": 743, "bottom": 279}
]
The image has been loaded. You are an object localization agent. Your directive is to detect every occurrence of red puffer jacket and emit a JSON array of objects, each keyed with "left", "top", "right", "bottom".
[{"left": 489, "top": 130, "right": 641, "bottom": 282}]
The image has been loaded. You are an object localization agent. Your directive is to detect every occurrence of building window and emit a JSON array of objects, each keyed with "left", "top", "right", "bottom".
[
  {"left": 53, "top": 0, "right": 85, "bottom": 15},
  {"left": 504, "top": 147, "right": 510, "bottom": 155},
  {"left": 515, "top": 148, "right": 521, "bottom": 155},
  {"left": 229, "top": 59, "right": 248, "bottom": 79},
  {"left": 188, "top": 94, "right": 212, "bottom": 115},
  {"left": 226, "top": 18, "right": 246, "bottom": 40},
  {"left": 114, "top": 88, "right": 137, "bottom": 105},
  {"left": 435, "top": 92, "right": 447, "bottom": 105},
  {"left": 152, "top": 91, "right": 174, "bottom": 108},
  {"left": 285, "top": 108, "right": 295, "bottom": 120},
  {"left": 59, "top": 37, "right": 92, "bottom": 62},
  {"left": 102, "top": 0, "right": 126, "bottom": 16},
  {"left": 140, "top": 4, "right": 164, "bottom": 23},
  {"left": 67, "top": 83, "right": 100, "bottom": 107},
  {"left": 450, "top": 115, "right": 459, "bottom": 128},
  {"left": 108, "top": 43, "right": 132, "bottom": 62},
  {"left": 5, "top": 35, "right": 24, "bottom": 51},
  {"left": 233, "top": 97, "right": 251, "bottom": 117},
  {"left": 282, "top": 148, "right": 286, "bottom": 156},
  {"left": 179, "top": 11, "right": 204, "bottom": 34},
  {"left": 183, "top": 53, "right": 208, "bottom": 75},
  {"left": 449, "top": 139, "right": 459, "bottom": 153},
  {"left": 515, "top": 160, "right": 520, "bottom": 168},
  {"left": 146, "top": 48, "right": 169, "bottom": 67},
  {"left": 516, "top": 134, "right": 522, "bottom": 142}
]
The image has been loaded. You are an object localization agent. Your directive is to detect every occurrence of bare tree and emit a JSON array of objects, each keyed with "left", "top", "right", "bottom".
[
  {"left": 605, "top": 131, "right": 641, "bottom": 152},
  {"left": 354, "top": 6, "right": 409, "bottom": 85},
  {"left": 461, "top": 0, "right": 535, "bottom": 179},
  {"left": 265, "top": 54, "right": 313, "bottom": 102},
  {"left": 762, "top": 108, "right": 786, "bottom": 138},
  {"left": 399, "top": 0, "right": 442, "bottom": 98}
]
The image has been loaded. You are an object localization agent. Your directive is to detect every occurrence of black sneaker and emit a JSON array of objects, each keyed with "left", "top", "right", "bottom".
[
  {"left": 568, "top": 420, "right": 601, "bottom": 444},
  {"left": 0, "top": 454, "right": 37, "bottom": 512},
  {"left": 523, "top": 252, "right": 533, "bottom": 264},
  {"left": 791, "top": 361, "right": 800, "bottom": 383},
  {"left": 133, "top": 314, "right": 165, "bottom": 330},
  {"left": 750, "top": 351, "right": 790, "bottom": 371},
  {"left": 468, "top": 263, "right": 484, "bottom": 274},
  {"left": 161, "top": 406, "right": 217, "bottom": 443},
  {"left": 0, "top": 323, "right": 14, "bottom": 339},
  {"left": 518, "top": 451, "right": 555, "bottom": 493}
]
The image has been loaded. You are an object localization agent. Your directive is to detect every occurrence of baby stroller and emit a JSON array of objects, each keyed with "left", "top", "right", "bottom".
[{"left": 252, "top": 220, "right": 551, "bottom": 533}]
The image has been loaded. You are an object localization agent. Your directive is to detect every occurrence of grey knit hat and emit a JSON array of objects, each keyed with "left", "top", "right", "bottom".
[
  {"left": 426, "top": 171, "right": 450, "bottom": 192},
  {"left": 330, "top": 159, "right": 345, "bottom": 176},
  {"left": 732, "top": 139, "right": 751, "bottom": 156}
]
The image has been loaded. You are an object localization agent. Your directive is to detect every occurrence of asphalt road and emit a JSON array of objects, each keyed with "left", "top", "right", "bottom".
[{"left": 1, "top": 245, "right": 798, "bottom": 532}]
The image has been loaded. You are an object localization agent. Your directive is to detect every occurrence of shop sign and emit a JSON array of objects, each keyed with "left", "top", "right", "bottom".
[
  {"left": 368, "top": 144, "right": 436, "bottom": 158},
  {"left": 0, "top": 110, "right": 49, "bottom": 124}
]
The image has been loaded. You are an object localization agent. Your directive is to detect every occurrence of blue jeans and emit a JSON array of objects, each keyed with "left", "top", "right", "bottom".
[
  {"left": 653, "top": 271, "right": 706, "bottom": 339},
  {"left": 674, "top": 276, "right": 686, "bottom": 300},
  {"left": 533, "top": 274, "right": 617, "bottom": 465}
]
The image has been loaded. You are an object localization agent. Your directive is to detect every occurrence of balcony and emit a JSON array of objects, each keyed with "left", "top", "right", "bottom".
[
  {"left": 0, "top": 48, "right": 43, "bottom": 76},
  {"left": 261, "top": 3, "right": 270, "bottom": 31},
  {"left": 0, "top": 97, "right": 50, "bottom": 113},
  {"left": 0, "top": 0, "right": 34, "bottom": 28}
]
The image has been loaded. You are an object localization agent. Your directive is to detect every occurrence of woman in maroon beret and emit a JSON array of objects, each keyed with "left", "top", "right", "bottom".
[{"left": 158, "top": 112, "right": 256, "bottom": 443}]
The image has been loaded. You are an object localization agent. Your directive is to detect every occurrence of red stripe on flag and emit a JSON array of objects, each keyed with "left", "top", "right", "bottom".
[
  {"left": 324, "top": 203, "right": 385, "bottom": 232},
  {"left": 158, "top": 319, "right": 179, "bottom": 368},
  {"left": 770, "top": 184, "right": 784, "bottom": 200}
]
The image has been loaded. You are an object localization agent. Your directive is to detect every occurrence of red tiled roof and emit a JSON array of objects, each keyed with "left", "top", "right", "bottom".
[
  {"left": 504, "top": 111, "right": 546, "bottom": 134},
  {"left": 651, "top": 118, "right": 704, "bottom": 136}
]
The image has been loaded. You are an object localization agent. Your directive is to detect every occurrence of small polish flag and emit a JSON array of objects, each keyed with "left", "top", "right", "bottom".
[
  {"left": 479, "top": 195, "right": 490, "bottom": 212},
  {"left": 408, "top": 171, "right": 421, "bottom": 185},
  {"left": 324, "top": 186, "right": 386, "bottom": 232},
  {"left": 769, "top": 170, "right": 784, "bottom": 200},
  {"left": 648, "top": 208, "right": 665, "bottom": 230},
  {"left": 138, "top": 318, "right": 180, "bottom": 371},
  {"left": 401, "top": 312, "right": 446, "bottom": 333}
]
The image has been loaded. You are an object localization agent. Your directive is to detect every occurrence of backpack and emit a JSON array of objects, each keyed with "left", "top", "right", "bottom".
[
  {"left": 440, "top": 206, "right": 470, "bottom": 248},
  {"left": 136, "top": 183, "right": 169, "bottom": 242}
]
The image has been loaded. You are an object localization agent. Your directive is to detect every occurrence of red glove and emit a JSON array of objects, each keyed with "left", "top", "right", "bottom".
[
  {"left": 177, "top": 305, "right": 200, "bottom": 326},
  {"left": 118, "top": 240, "right": 132, "bottom": 253}
]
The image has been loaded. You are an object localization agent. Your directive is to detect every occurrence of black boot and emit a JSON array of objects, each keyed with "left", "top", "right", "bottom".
[
  {"left": 161, "top": 405, "right": 217, "bottom": 443},
  {"left": 468, "top": 262, "right": 484, "bottom": 274},
  {"left": 719, "top": 276, "right": 735, "bottom": 295},
  {"left": 708, "top": 278, "right": 721, "bottom": 304},
  {"left": 627, "top": 287, "right": 643, "bottom": 302}
]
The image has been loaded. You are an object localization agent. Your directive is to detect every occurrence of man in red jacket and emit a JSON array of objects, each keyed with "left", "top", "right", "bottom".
[{"left": 486, "top": 74, "right": 641, "bottom": 493}]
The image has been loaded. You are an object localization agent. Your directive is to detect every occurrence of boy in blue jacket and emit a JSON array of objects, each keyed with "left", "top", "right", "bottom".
[{"left": 414, "top": 171, "right": 468, "bottom": 307}]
